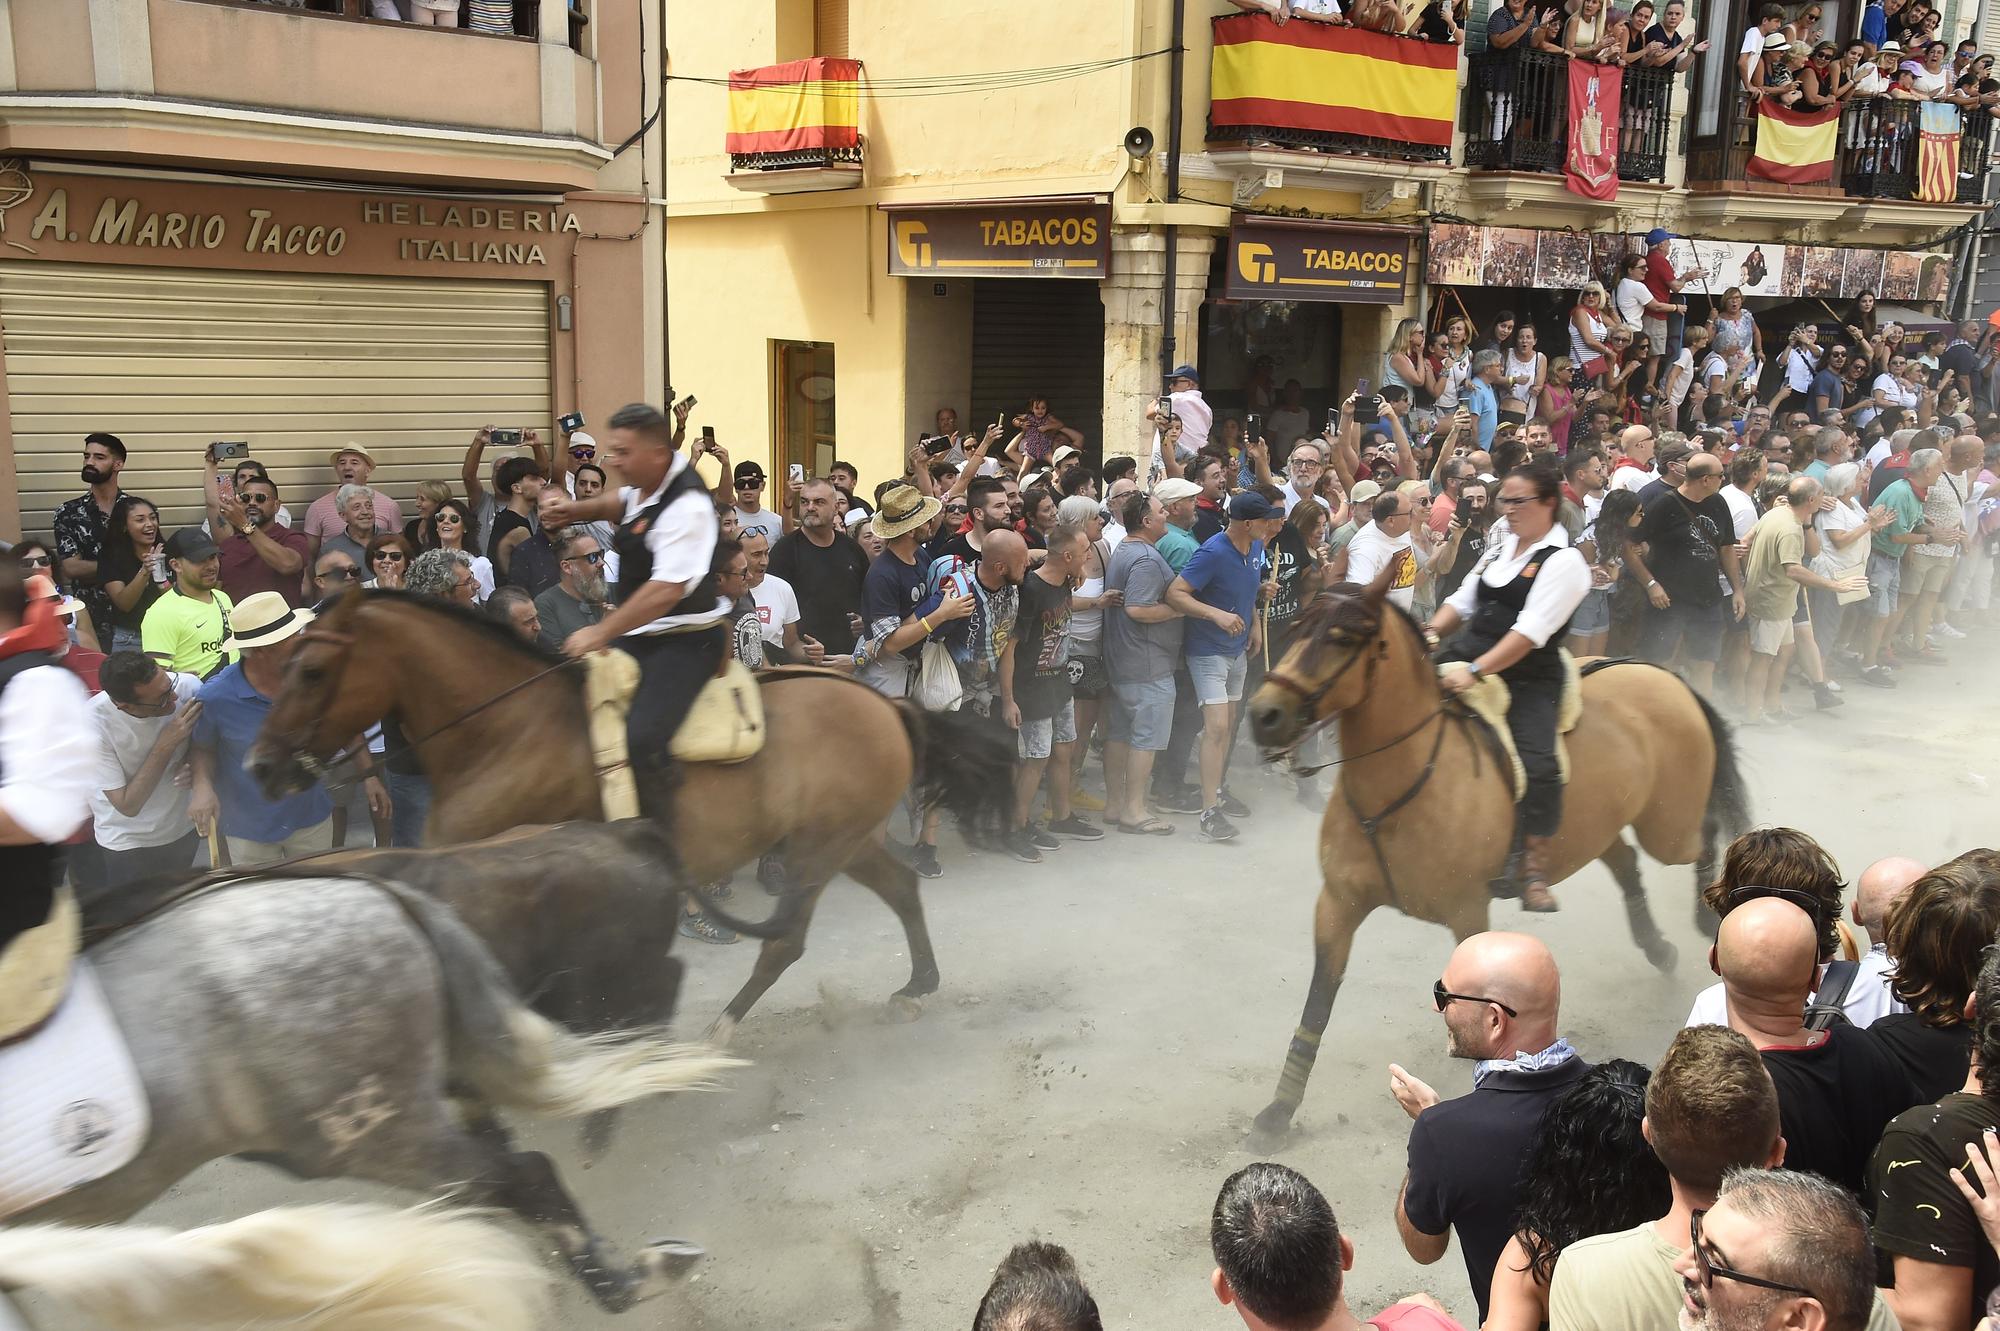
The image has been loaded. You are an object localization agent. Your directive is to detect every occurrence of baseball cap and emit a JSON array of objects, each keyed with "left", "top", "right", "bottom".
[
  {"left": 1227, "top": 491, "right": 1278, "bottom": 521},
  {"left": 163, "top": 528, "right": 218, "bottom": 563},
  {"left": 732, "top": 460, "right": 766, "bottom": 484},
  {"left": 1154, "top": 478, "right": 1203, "bottom": 504},
  {"left": 1349, "top": 479, "right": 1384, "bottom": 505},
  {"left": 1644, "top": 227, "right": 1676, "bottom": 246},
  {"left": 1170, "top": 364, "right": 1201, "bottom": 385}
]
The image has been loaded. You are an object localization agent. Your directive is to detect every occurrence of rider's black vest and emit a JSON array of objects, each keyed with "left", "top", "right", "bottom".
[
  {"left": 0, "top": 653, "right": 61, "bottom": 947},
  {"left": 1450, "top": 540, "right": 1576, "bottom": 684},
  {"left": 611, "top": 461, "right": 720, "bottom": 617}
]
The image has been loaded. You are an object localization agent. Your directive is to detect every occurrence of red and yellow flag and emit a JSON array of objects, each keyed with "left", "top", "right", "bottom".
[
  {"left": 726, "top": 58, "right": 862, "bottom": 157},
  {"left": 1746, "top": 99, "right": 1839, "bottom": 185},
  {"left": 1209, "top": 14, "right": 1458, "bottom": 148}
]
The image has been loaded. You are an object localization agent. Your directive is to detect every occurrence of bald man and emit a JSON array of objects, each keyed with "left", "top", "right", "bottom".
[
  {"left": 1389, "top": 932, "right": 1586, "bottom": 1322},
  {"left": 1850, "top": 855, "right": 1925, "bottom": 1025},
  {"left": 1720, "top": 898, "right": 1919, "bottom": 1194}
]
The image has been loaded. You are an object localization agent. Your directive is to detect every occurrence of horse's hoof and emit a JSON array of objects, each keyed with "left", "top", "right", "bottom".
[
  {"left": 640, "top": 1239, "right": 706, "bottom": 1280},
  {"left": 1246, "top": 1104, "right": 1294, "bottom": 1154},
  {"left": 705, "top": 1014, "right": 739, "bottom": 1048},
  {"left": 1645, "top": 940, "right": 1679, "bottom": 973},
  {"left": 884, "top": 992, "right": 924, "bottom": 1023}
]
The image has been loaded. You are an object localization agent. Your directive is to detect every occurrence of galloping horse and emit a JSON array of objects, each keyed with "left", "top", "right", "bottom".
[
  {"left": 247, "top": 589, "right": 1016, "bottom": 1040},
  {"left": 1242, "top": 566, "right": 1749, "bottom": 1145}
]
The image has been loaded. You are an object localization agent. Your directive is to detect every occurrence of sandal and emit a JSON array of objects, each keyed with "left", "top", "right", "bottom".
[{"left": 1115, "top": 817, "right": 1176, "bottom": 836}]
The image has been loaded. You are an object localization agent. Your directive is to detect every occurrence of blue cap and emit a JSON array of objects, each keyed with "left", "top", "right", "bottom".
[
  {"left": 1170, "top": 364, "right": 1201, "bottom": 385},
  {"left": 1645, "top": 227, "right": 1675, "bottom": 246},
  {"left": 1227, "top": 491, "right": 1278, "bottom": 522}
]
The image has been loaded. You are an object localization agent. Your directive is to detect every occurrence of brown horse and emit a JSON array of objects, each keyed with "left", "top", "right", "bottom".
[
  {"left": 245, "top": 588, "right": 1016, "bottom": 1041},
  {"left": 1241, "top": 568, "right": 1748, "bottom": 1146}
]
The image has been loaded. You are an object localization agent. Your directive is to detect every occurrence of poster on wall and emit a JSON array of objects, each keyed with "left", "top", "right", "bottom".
[
  {"left": 1483, "top": 227, "right": 1539, "bottom": 287},
  {"left": 1592, "top": 231, "right": 1641, "bottom": 288},
  {"left": 1534, "top": 231, "right": 1594, "bottom": 290},
  {"left": 1881, "top": 251, "right": 1923, "bottom": 301},
  {"left": 1799, "top": 246, "right": 1844, "bottom": 297},
  {"left": 1918, "top": 254, "right": 1952, "bottom": 301},
  {"left": 1425, "top": 223, "right": 1486, "bottom": 286},
  {"left": 1840, "top": 249, "right": 1887, "bottom": 299}
]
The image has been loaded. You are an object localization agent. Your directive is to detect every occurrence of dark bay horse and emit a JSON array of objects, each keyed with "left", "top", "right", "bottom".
[
  {"left": 1242, "top": 568, "right": 1749, "bottom": 1146},
  {"left": 246, "top": 589, "right": 1015, "bottom": 1040}
]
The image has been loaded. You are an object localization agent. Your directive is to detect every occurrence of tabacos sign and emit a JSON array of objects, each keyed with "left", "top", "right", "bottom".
[
  {"left": 884, "top": 201, "right": 1111, "bottom": 280},
  {"left": 1226, "top": 221, "right": 1411, "bottom": 305}
]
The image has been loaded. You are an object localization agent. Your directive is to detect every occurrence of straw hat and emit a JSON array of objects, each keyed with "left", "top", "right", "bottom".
[
  {"left": 870, "top": 484, "right": 943, "bottom": 540},
  {"left": 222, "top": 591, "right": 317, "bottom": 651}
]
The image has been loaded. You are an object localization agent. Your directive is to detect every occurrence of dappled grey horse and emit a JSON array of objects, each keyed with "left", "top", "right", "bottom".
[{"left": 26, "top": 874, "right": 736, "bottom": 1312}]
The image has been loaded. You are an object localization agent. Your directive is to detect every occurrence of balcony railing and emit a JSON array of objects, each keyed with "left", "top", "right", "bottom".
[
  {"left": 1462, "top": 50, "right": 1670, "bottom": 183},
  {"left": 1838, "top": 98, "right": 1995, "bottom": 203},
  {"left": 184, "top": 0, "right": 584, "bottom": 51},
  {"left": 725, "top": 58, "right": 865, "bottom": 172}
]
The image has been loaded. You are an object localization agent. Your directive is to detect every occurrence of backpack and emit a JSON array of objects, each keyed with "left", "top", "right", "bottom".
[{"left": 1803, "top": 959, "right": 1861, "bottom": 1032}]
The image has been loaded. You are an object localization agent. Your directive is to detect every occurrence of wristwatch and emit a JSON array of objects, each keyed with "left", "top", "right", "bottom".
[{"left": 1466, "top": 662, "right": 1483, "bottom": 679}]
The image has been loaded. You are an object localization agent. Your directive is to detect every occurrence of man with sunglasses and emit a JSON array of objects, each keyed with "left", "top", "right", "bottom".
[
  {"left": 729, "top": 461, "right": 786, "bottom": 545},
  {"left": 534, "top": 530, "right": 607, "bottom": 652},
  {"left": 88, "top": 651, "right": 203, "bottom": 887},
  {"left": 216, "top": 473, "right": 310, "bottom": 608},
  {"left": 1671, "top": 1173, "right": 1878, "bottom": 1331},
  {"left": 1390, "top": 931, "right": 1586, "bottom": 1323}
]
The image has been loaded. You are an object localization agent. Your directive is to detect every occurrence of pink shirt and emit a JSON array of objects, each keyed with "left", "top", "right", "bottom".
[
  {"left": 1369, "top": 1303, "right": 1467, "bottom": 1331},
  {"left": 303, "top": 487, "right": 402, "bottom": 542}
]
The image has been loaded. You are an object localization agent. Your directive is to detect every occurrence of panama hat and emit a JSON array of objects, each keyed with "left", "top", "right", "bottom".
[
  {"left": 223, "top": 591, "right": 316, "bottom": 651},
  {"left": 870, "top": 484, "right": 943, "bottom": 540},
  {"left": 329, "top": 442, "right": 377, "bottom": 466}
]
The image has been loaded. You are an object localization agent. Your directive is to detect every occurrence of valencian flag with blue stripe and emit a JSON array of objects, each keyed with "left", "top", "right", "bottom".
[
  {"left": 1746, "top": 98, "right": 1839, "bottom": 184},
  {"left": 1209, "top": 14, "right": 1458, "bottom": 149},
  {"left": 726, "top": 58, "right": 862, "bottom": 157},
  {"left": 1918, "top": 102, "right": 1962, "bottom": 203}
]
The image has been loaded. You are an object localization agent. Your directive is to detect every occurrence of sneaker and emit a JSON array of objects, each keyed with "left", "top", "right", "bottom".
[
  {"left": 1028, "top": 824, "right": 1062, "bottom": 851},
  {"left": 1935, "top": 623, "right": 1968, "bottom": 640},
  {"left": 1151, "top": 786, "right": 1204, "bottom": 814},
  {"left": 1813, "top": 683, "right": 1845, "bottom": 710},
  {"left": 1004, "top": 829, "right": 1043, "bottom": 864},
  {"left": 678, "top": 914, "right": 738, "bottom": 945},
  {"left": 705, "top": 878, "right": 735, "bottom": 902},
  {"left": 910, "top": 842, "right": 943, "bottom": 879},
  {"left": 1858, "top": 666, "right": 1899, "bottom": 688},
  {"left": 1045, "top": 815, "right": 1105, "bottom": 840},
  {"left": 1215, "top": 788, "right": 1252, "bottom": 818},
  {"left": 1199, "top": 808, "right": 1241, "bottom": 842}
]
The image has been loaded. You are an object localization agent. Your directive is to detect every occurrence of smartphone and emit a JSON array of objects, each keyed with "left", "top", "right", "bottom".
[
  {"left": 788, "top": 463, "right": 805, "bottom": 486},
  {"left": 700, "top": 425, "right": 716, "bottom": 443},
  {"left": 921, "top": 434, "right": 952, "bottom": 457},
  {"left": 490, "top": 427, "right": 523, "bottom": 446},
  {"left": 558, "top": 411, "right": 585, "bottom": 433},
  {"left": 1246, "top": 413, "right": 1263, "bottom": 441},
  {"left": 1325, "top": 407, "right": 1340, "bottom": 434},
  {"left": 1156, "top": 396, "right": 1174, "bottom": 422},
  {"left": 211, "top": 440, "right": 250, "bottom": 461},
  {"left": 677, "top": 395, "right": 697, "bottom": 413}
]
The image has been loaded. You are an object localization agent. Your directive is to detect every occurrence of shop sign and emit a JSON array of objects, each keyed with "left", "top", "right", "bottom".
[
  {"left": 1225, "top": 221, "right": 1410, "bottom": 305},
  {"left": 2, "top": 168, "right": 585, "bottom": 280},
  {"left": 885, "top": 202, "right": 1110, "bottom": 280}
]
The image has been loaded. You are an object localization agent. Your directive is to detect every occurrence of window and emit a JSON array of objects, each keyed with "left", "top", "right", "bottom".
[
  {"left": 815, "top": 0, "right": 849, "bottom": 56},
  {"left": 773, "top": 341, "right": 837, "bottom": 482}
]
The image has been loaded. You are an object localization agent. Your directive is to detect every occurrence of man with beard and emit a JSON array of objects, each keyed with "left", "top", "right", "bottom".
[
  {"left": 533, "top": 530, "right": 607, "bottom": 651},
  {"left": 1667, "top": 1172, "right": 1876, "bottom": 1331},
  {"left": 55, "top": 431, "right": 128, "bottom": 646},
  {"left": 214, "top": 471, "right": 309, "bottom": 605},
  {"left": 768, "top": 478, "right": 868, "bottom": 656},
  {"left": 1432, "top": 477, "right": 1492, "bottom": 602},
  {"left": 139, "top": 529, "right": 237, "bottom": 679},
  {"left": 1389, "top": 931, "right": 1587, "bottom": 1324}
]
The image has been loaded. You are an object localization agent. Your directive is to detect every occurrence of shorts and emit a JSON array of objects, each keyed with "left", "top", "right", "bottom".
[
  {"left": 1749, "top": 616, "right": 1796, "bottom": 654},
  {"left": 1017, "top": 698, "right": 1078, "bottom": 760},
  {"left": 1568, "top": 587, "right": 1612, "bottom": 637},
  {"left": 1107, "top": 675, "right": 1175, "bottom": 752},
  {"left": 1638, "top": 596, "right": 1727, "bottom": 664},
  {"left": 1903, "top": 550, "right": 1955, "bottom": 597},
  {"left": 1067, "top": 649, "right": 1109, "bottom": 700},
  {"left": 1642, "top": 316, "right": 1668, "bottom": 355},
  {"left": 1868, "top": 551, "right": 1903, "bottom": 617},
  {"left": 1187, "top": 651, "right": 1249, "bottom": 706}
]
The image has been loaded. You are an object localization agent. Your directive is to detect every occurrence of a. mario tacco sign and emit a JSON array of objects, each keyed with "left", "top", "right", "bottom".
[
  {"left": 884, "top": 201, "right": 1111, "bottom": 280},
  {"left": 1225, "top": 220, "right": 1411, "bottom": 305}
]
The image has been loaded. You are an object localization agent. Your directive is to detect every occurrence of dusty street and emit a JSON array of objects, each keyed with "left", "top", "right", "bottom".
[{"left": 25, "top": 652, "right": 1997, "bottom": 1331}]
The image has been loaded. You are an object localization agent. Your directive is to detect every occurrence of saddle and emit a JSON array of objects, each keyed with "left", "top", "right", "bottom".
[
  {"left": 585, "top": 650, "right": 768, "bottom": 820},
  {"left": 0, "top": 887, "right": 79, "bottom": 1045},
  {"left": 1438, "top": 650, "right": 1584, "bottom": 801}
]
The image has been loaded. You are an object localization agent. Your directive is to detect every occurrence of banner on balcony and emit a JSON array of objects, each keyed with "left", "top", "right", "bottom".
[
  {"left": 1563, "top": 62, "right": 1623, "bottom": 201},
  {"left": 726, "top": 58, "right": 862, "bottom": 157},
  {"left": 1918, "top": 103, "right": 1963, "bottom": 204},
  {"left": 1745, "top": 100, "right": 1838, "bottom": 184},
  {"left": 1209, "top": 14, "right": 1458, "bottom": 148}
]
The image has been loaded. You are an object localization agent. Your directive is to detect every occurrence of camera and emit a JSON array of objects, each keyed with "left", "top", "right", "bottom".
[
  {"left": 1353, "top": 377, "right": 1381, "bottom": 427},
  {"left": 558, "top": 411, "right": 585, "bottom": 433},
  {"left": 210, "top": 440, "right": 250, "bottom": 461},
  {"left": 490, "top": 428, "right": 523, "bottom": 446}
]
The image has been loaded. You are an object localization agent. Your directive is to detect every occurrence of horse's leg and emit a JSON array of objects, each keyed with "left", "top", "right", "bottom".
[
  {"left": 1249, "top": 888, "right": 1375, "bottom": 1151},
  {"left": 706, "top": 884, "right": 828, "bottom": 1048},
  {"left": 843, "top": 839, "right": 941, "bottom": 1007},
  {"left": 1600, "top": 834, "right": 1678, "bottom": 972}
]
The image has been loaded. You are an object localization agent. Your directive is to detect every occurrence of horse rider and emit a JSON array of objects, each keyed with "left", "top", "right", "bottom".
[
  {"left": 0, "top": 564, "right": 95, "bottom": 1032},
  {"left": 1423, "top": 461, "right": 1592, "bottom": 913},
  {"left": 544, "top": 402, "right": 730, "bottom": 821}
]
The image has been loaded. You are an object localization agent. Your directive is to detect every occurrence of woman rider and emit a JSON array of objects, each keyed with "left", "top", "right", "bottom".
[{"left": 1422, "top": 461, "right": 1592, "bottom": 913}]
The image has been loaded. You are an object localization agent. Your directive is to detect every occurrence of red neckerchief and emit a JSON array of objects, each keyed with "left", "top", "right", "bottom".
[
  {"left": 1612, "top": 457, "right": 1644, "bottom": 472},
  {"left": 1197, "top": 496, "right": 1223, "bottom": 513},
  {"left": 1561, "top": 481, "right": 1582, "bottom": 505},
  {"left": 0, "top": 577, "right": 65, "bottom": 660}
]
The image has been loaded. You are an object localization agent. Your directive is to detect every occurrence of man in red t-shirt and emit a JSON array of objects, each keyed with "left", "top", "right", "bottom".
[{"left": 1643, "top": 228, "right": 1704, "bottom": 395}]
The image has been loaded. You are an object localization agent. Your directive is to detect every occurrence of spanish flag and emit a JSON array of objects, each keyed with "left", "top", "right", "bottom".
[
  {"left": 1209, "top": 14, "right": 1458, "bottom": 149},
  {"left": 1746, "top": 99, "right": 1839, "bottom": 185},
  {"left": 726, "top": 58, "right": 862, "bottom": 157}
]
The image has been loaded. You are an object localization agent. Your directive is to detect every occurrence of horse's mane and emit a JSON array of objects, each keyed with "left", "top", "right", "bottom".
[
  {"left": 359, "top": 588, "right": 568, "bottom": 670},
  {"left": 1296, "top": 581, "right": 1429, "bottom": 648}
]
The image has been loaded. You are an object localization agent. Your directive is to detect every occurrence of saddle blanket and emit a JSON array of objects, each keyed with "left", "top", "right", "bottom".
[
  {"left": 0, "top": 960, "right": 149, "bottom": 1221},
  {"left": 586, "top": 650, "right": 768, "bottom": 820},
  {"left": 1440, "top": 651, "right": 1584, "bottom": 801}
]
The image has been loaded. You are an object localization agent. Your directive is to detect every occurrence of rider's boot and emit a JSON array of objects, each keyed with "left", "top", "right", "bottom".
[
  {"left": 1520, "top": 834, "right": 1560, "bottom": 913},
  {"left": 1487, "top": 819, "right": 1526, "bottom": 901}
]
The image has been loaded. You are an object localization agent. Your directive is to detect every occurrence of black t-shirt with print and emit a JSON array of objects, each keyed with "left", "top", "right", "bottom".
[
  {"left": 1870, "top": 1091, "right": 2000, "bottom": 1312},
  {"left": 1010, "top": 571, "right": 1073, "bottom": 722},
  {"left": 1638, "top": 488, "right": 1735, "bottom": 607},
  {"left": 1267, "top": 523, "right": 1321, "bottom": 629}
]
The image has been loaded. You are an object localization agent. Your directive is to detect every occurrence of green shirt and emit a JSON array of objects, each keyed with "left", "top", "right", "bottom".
[
  {"left": 1157, "top": 522, "right": 1199, "bottom": 573},
  {"left": 1744, "top": 505, "right": 1805, "bottom": 622},
  {"left": 1871, "top": 478, "right": 1923, "bottom": 560},
  {"left": 141, "top": 586, "right": 238, "bottom": 677}
]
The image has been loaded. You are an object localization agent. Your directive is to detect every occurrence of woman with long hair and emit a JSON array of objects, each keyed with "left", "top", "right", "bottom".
[
  {"left": 1569, "top": 283, "right": 1616, "bottom": 393},
  {"left": 1842, "top": 290, "right": 1878, "bottom": 350},
  {"left": 1570, "top": 487, "right": 1640, "bottom": 657},
  {"left": 403, "top": 479, "right": 455, "bottom": 551},
  {"left": 422, "top": 497, "right": 495, "bottom": 602},
  {"left": 98, "top": 495, "right": 166, "bottom": 654},
  {"left": 1540, "top": 355, "right": 1578, "bottom": 453},
  {"left": 365, "top": 533, "right": 417, "bottom": 590},
  {"left": 13, "top": 537, "right": 101, "bottom": 653},
  {"left": 1435, "top": 314, "right": 1474, "bottom": 414},
  {"left": 1484, "top": 1060, "right": 1670, "bottom": 1331},
  {"left": 1502, "top": 325, "right": 1546, "bottom": 428},
  {"left": 1385, "top": 317, "right": 1444, "bottom": 430}
]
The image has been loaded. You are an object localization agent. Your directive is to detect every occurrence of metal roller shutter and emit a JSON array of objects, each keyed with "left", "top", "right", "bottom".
[
  {"left": 969, "top": 278, "right": 1106, "bottom": 463},
  {"left": 2, "top": 262, "right": 551, "bottom": 538}
]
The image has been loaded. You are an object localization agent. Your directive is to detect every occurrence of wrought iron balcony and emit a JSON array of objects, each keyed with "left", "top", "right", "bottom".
[{"left": 1462, "top": 50, "right": 1669, "bottom": 183}]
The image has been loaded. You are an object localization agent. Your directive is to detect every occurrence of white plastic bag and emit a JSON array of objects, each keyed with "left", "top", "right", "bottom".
[{"left": 917, "top": 640, "right": 963, "bottom": 713}]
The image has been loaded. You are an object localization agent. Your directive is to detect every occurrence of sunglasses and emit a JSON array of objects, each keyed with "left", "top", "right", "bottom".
[
  {"left": 945, "top": 505, "right": 968, "bottom": 516},
  {"left": 564, "top": 550, "right": 606, "bottom": 566},
  {"left": 374, "top": 552, "right": 408, "bottom": 564},
  {"left": 436, "top": 513, "right": 463, "bottom": 524},
  {"left": 19, "top": 554, "right": 51, "bottom": 568},
  {"left": 1690, "top": 1210, "right": 1816, "bottom": 1298},
  {"left": 737, "top": 480, "right": 765, "bottom": 490},
  {"left": 320, "top": 566, "right": 361, "bottom": 581},
  {"left": 1433, "top": 978, "right": 1520, "bottom": 1018}
]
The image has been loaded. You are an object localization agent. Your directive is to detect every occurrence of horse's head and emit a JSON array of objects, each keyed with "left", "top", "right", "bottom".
[
  {"left": 1248, "top": 551, "right": 1411, "bottom": 752},
  {"left": 247, "top": 587, "right": 386, "bottom": 797}
]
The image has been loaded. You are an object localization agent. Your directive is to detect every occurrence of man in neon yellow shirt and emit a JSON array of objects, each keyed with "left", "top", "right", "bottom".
[{"left": 140, "top": 529, "right": 238, "bottom": 679}]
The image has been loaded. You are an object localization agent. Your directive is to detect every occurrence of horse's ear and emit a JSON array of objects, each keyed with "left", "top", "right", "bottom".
[
  {"left": 319, "top": 582, "right": 363, "bottom": 629},
  {"left": 1363, "top": 549, "right": 1408, "bottom": 608}
]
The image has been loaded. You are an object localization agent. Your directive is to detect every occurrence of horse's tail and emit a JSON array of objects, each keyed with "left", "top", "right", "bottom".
[
  {"left": 0, "top": 1203, "right": 548, "bottom": 1331},
  {"left": 895, "top": 699, "right": 1016, "bottom": 847},
  {"left": 1689, "top": 685, "right": 1752, "bottom": 863},
  {"left": 375, "top": 880, "right": 743, "bottom": 1118}
]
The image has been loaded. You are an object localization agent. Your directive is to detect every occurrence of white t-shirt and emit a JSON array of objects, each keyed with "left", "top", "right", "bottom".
[
  {"left": 1865, "top": 438, "right": 1895, "bottom": 467},
  {"left": 1615, "top": 277, "right": 1654, "bottom": 329},
  {"left": 1666, "top": 348, "right": 1696, "bottom": 411},
  {"left": 748, "top": 572, "right": 801, "bottom": 647},
  {"left": 734, "top": 506, "right": 785, "bottom": 544},
  {"left": 1784, "top": 346, "right": 1819, "bottom": 393},
  {"left": 1267, "top": 407, "right": 1312, "bottom": 450},
  {"left": 1344, "top": 523, "right": 1417, "bottom": 610},
  {"left": 1873, "top": 372, "right": 1918, "bottom": 413},
  {"left": 1610, "top": 463, "right": 1656, "bottom": 495},
  {"left": 1278, "top": 482, "right": 1334, "bottom": 517},
  {"left": 1685, "top": 944, "right": 1908, "bottom": 1028},
  {"left": 1722, "top": 485, "right": 1759, "bottom": 540},
  {"left": 89, "top": 670, "right": 202, "bottom": 851}
]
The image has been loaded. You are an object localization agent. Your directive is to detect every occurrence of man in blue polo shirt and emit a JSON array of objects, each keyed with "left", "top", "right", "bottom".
[{"left": 1167, "top": 491, "right": 1285, "bottom": 843}]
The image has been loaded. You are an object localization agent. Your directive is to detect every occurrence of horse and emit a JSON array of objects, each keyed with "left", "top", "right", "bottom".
[
  {"left": 0, "top": 1203, "right": 547, "bottom": 1331},
  {"left": 245, "top": 588, "right": 1017, "bottom": 1041},
  {"left": 1241, "top": 567, "right": 1749, "bottom": 1147},
  {"left": 32, "top": 873, "right": 739, "bottom": 1312}
]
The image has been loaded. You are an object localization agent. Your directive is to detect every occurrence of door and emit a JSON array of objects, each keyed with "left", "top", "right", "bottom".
[{"left": 773, "top": 340, "right": 836, "bottom": 482}]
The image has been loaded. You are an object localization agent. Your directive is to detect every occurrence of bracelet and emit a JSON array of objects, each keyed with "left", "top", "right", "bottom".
[{"left": 919, "top": 616, "right": 934, "bottom": 634}]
